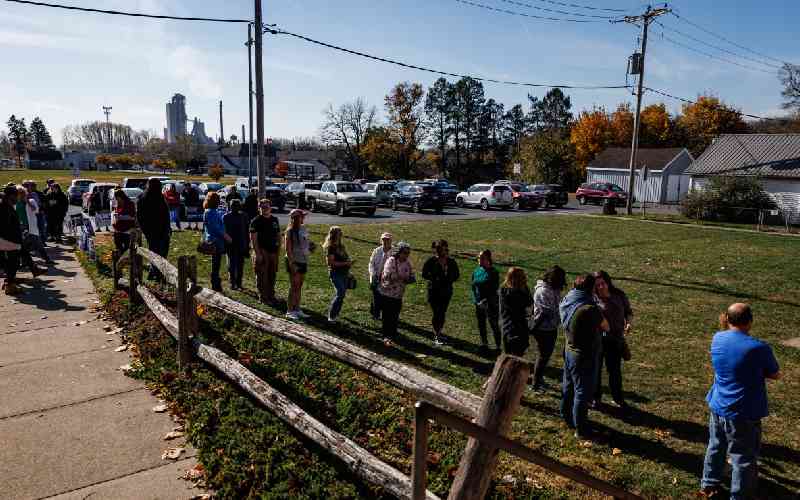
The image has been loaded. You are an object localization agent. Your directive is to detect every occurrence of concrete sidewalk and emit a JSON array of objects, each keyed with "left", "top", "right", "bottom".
[{"left": 0, "top": 244, "right": 202, "bottom": 500}]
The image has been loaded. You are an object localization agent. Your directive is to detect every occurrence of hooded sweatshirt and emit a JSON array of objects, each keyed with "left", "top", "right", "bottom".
[
  {"left": 532, "top": 280, "right": 561, "bottom": 331},
  {"left": 559, "top": 289, "right": 595, "bottom": 335}
]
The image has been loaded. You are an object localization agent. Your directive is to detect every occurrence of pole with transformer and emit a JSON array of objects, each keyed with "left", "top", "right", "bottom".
[
  {"left": 616, "top": 5, "right": 670, "bottom": 215},
  {"left": 102, "top": 106, "right": 112, "bottom": 152},
  {"left": 246, "top": 22, "right": 255, "bottom": 189},
  {"left": 254, "top": 0, "right": 265, "bottom": 197}
]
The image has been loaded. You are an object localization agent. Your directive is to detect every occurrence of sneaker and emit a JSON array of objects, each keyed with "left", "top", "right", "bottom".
[
  {"left": 433, "top": 336, "right": 445, "bottom": 346},
  {"left": 327, "top": 316, "right": 337, "bottom": 324},
  {"left": 296, "top": 310, "right": 310, "bottom": 319},
  {"left": 698, "top": 486, "right": 723, "bottom": 498},
  {"left": 4, "top": 282, "right": 22, "bottom": 295},
  {"left": 285, "top": 311, "right": 301, "bottom": 321}
]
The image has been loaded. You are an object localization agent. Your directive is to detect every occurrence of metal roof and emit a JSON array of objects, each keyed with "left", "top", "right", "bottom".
[
  {"left": 685, "top": 134, "right": 800, "bottom": 178},
  {"left": 587, "top": 148, "right": 686, "bottom": 170}
]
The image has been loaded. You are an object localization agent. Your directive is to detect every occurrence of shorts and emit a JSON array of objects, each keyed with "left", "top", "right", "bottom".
[{"left": 286, "top": 258, "right": 308, "bottom": 275}]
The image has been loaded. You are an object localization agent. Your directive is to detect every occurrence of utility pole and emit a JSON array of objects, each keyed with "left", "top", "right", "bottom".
[
  {"left": 254, "top": 0, "right": 265, "bottom": 196},
  {"left": 218, "top": 100, "right": 225, "bottom": 146},
  {"left": 618, "top": 5, "right": 670, "bottom": 215},
  {"left": 246, "top": 22, "right": 255, "bottom": 189},
  {"left": 102, "top": 106, "right": 112, "bottom": 152}
]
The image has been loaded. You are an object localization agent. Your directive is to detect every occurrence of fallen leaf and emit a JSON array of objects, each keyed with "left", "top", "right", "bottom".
[
  {"left": 501, "top": 474, "right": 517, "bottom": 485},
  {"left": 119, "top": 364, "right": 132, "bottom": 371},
  {"left": 612, "top": 448, "right": 623, "bottom": 456},
  {"left": 672, "top": 477, "right": 678, "bottom": 485},
  {"left": 40, "top": 315, "right": 47, "bottom": 320},
  {"left": 108, "top": 327, "right": 124, "bottom": 335},
  {"left": 153, "top": 404, "right": 168, "bottom": 413},
  {"left": 115, "top": 345, "right": 128, "bottom": 352},
  {"left": 580, "top": 440, "right": 593, "bottom": 448},
  {"left": 163, "top": 430, "right": 185, "bottom": 440},
  {"left": 183, "top": 463, "right": 205, "bottom": 481},
  {"left": 161, "top": 447, "right": 184, "bottom": 460},
  {"left": 25, "top": 320, "right": 32, "bottom": 325}
]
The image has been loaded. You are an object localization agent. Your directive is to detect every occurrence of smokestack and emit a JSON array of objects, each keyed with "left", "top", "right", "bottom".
[
  {"left": 241, "top": 124, "right": 245, "bottom": 146},
  {"left": 219, "top": 100, "right": 224, "bottom": 146}
]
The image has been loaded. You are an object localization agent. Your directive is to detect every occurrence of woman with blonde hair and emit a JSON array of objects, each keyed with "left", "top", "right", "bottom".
[
  {"left": 323, "top": 225, "right": 352, "bottom": 323},
  {"left": 499, "top": 266, "right": 533, "bottom": 356},
  {"left": 284, "top": 209, "right": 312, "bottom": 321}
]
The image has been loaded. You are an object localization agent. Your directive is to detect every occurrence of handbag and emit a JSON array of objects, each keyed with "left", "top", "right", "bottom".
[{"left": 345, "top": 273, "right": 357, "bottom": 290}]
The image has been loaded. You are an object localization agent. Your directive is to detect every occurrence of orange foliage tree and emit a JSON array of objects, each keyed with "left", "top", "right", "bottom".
[
  {"left": 677, "top": 95, "right": 747, "bottom": 156},
  {"left": 570, "top": 107, "right": 613, "bottom": 175},
  {"left": 208, "top": 163, "right": 224, "bottom": 182},
  {"left": 640, "top": 103, "right": 672, "bottom": 147},
  {"left": 610, "top": 103, "right": 634, "bottom": 146}
]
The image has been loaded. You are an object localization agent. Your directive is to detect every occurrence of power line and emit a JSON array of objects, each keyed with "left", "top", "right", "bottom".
[
  {"left": 656, "top": 21, "right": 782, "bottom": 70},
  {"left": 670, "top": 11, "right": 789, "bottom": 67},
  {"left": 270, "top": 27, "right": 630, "bottom": 89},
  {"left": 644, "top": 87, "right": 771, "bottom": 120},
  {"left": 493, "top": 0, "right": 615, "bottom": 19},
  {"left": 504, "top": 0, "right": 627, "bottom": 13},
  {"left": 3, "top": 0, "right": 250, "bottom": 23},
  {"left": 653, "top": 31, "right": 777, "bottom": 75},
  {"left": 451, "top": 0, "right": 606, "bottom": 23}
]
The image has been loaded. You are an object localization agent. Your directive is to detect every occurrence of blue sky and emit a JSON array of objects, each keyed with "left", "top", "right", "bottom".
[{"left": 1, "top": 0, "right": 796, "bottom": 145}]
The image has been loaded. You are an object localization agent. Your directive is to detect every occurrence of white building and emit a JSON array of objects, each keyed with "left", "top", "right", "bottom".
[{"left": 586, "top": 148, "right": 694, "bottom": 203}]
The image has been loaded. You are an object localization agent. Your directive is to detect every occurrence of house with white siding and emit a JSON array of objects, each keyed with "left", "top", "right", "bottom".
[
  {"left": 685, "top": 134, "right": 800, "bottom": 223},
  {"left": 586, "top": 147, "right": 694, "bottom": 203}
]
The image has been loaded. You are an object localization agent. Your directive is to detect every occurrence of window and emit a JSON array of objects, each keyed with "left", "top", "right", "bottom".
[
  {"left": 493, "top": 185, "right": 510, "bottom": 192},
  {"left": 336, "top": 183, "right": 363, "bottom": 193}
]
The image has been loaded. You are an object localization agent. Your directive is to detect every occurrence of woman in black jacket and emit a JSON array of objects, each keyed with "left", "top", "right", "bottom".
[
  {"left": 421, "top": 239, "right": 460, "bottom": 345},
  {"left": 223, "top": 199, "right": 250, "bottom": 290},
  {"left": 136, "top": 178, "right": 171, "bottom": 281},
  {"left": 499, "top": 267, "right": 534, "bottom": 357},
  {"left": 44, "top": 183, "right": 68, "bottom": 242}
]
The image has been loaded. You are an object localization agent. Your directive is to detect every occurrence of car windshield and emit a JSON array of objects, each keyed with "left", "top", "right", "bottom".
[
  {"left": 336, "top": 183, "right": 363, "bottom": 193},
  {"left": 531, "top": 185, "right": 546, "bottom": 191},
  {"left": 511, "top": 184, "right": 528, "bottom": 192},
  {"left": 305, "top": 183, "right": 321, "bottom": 190},
  {"left": 75, "top": 180, "right": 94, "bottom": 187},
  {"left": 608, "top": 184, "right": 624, "bottom": 192},
  {"left": 125, "top": 179, "right": 148, "bottom": 189}
]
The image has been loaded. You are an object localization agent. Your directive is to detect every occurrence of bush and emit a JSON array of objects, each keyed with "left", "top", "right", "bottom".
[{"left": 681, "top": 176, "right": 775, "bottom": 222}]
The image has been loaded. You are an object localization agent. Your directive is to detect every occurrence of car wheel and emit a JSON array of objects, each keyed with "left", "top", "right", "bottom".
[
  {"left": 511, "top": 199, "right": 519, "bottom": 210},
  {"left": 309, "top": 198, "right": 317, "bottom": 212},
  {"left": 456, "top": 197, "right": 464, "bottom": 208},
  {"left": 480, "top": 199, "right": 489, "bottom": 211},
  {"left": 337, "top": 201, "right": 347, "bottom": 217},
  {"left": 392, "top": 199, "right": 398, "bottom": 211},
  {"left": 435, "top": 205, "right": 443, "bottom": 214},
  {"left": 412, "top": 201, "right": 420, "bottom": 213},
  {"left": 577, "top": 196, "right": 587, "bottom": 206},
  {"left": 366, "top": 208, "right": 376, "bottom": 217}
]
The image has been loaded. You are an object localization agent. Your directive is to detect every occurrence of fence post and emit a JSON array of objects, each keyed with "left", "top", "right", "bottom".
[
  {"left": 177, "top": 256, "right": 197, "bottom": 371},
  {"left": 411, "top": 402, "right": 430, "bottom": 500},
  {"left": 128, "top": 232, "right": 140, "bottom": 308},
  {"left": 112, "top": 250, "right": 120, "bottom": 290},
  {"left": 447, "top": 355, "right": 530, "bottom": 500}
]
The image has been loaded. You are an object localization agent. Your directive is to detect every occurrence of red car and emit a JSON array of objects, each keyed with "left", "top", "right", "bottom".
[
  {"left": 576, "top": 182, "right": 628, "bottom": 206},
  {"left": 508, "top": 183, "right": 544, "bottom": 210}
]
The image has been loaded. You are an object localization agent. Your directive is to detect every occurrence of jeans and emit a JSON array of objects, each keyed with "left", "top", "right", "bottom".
[
  {"left": 328, "top": 270, "right": 348, "bottom": 320},
  {"left": 381, "top": 295, "right": 402, "bottom": 338},
  {"left": 595, "top": 335, "right": 624, "bottom": 404},
  {"left": 428, "top": 291, "right": 452, "bottom": 333},
  {"left": 210, "top": 251, "right": 223, "bottom": 291},
  {"left": 253, "top": 252, "right": 278, "bottom": 302},
  {"left": 370, "top": 281, "right": 382, "bottom": 319},
  {"left": 532, "top": 329, "right": 558, "bottom": 388},
  {"left": 170, "top": 207, "right": 181, "bottom": 229},
  {"left": 561, "top": 349, "right": 597, "bottom": 436},
  {"left": 227, "top": 249, "right": 246, "bottom": 288},
  {"left": 701, "top": 413, "right": 762, "bottom": 499},
  {"left": 475, "top": 302, "right": 501, "bottom": 349}
]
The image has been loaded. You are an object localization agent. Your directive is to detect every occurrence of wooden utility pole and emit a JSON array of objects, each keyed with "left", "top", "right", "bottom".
[
  {"left": 254, "top": 0, "right": 265, "bottom": 196},
  {"left": 620, "top": 5, "right": 670, "bottom": 215},
  {"left": 246, "top": 22, "right": 255, "bottom": 189}
]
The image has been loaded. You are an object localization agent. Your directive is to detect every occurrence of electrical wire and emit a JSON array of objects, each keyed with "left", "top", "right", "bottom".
[
  {"left": 493, "top": 0, "right": 615, "bottom": 19},
  {"left": 506, "top": 0, "right": 627, "bottom": 13},
  {"left": 3, "top": 0, "right": 250, "bottom": 23},
  {"left": 653, "top": 31, "right": 777, "bottom": 75},
  {"left": 656, "top": 21, "right": 782, "bottom": 71},
  {"left": 644, "top": 87, "right": 770, "bottom": 120},
  {"left": 271, "top": 28, "right": 630, "bottom": 90},
  {"left": 451, "top": 0, "right": 606, "bottom": 23},
  {"left": 670, "top": 11, "right": 789, "bottom": 67}
]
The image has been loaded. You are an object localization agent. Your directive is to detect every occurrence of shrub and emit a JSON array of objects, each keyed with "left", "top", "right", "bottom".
[{"left": 681, "top": 176, "right": 775, "bottom": 222}]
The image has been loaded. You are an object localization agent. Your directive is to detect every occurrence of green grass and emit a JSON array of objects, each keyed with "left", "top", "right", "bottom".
[
  {"left": 84, "top": 214, "right": 800, "bottom": 499},
  {"left": 0, "top": 168, "right": 226, "bottom": 188}
]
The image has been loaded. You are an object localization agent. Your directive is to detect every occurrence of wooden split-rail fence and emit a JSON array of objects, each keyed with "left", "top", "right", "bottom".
[{"left": 111, "top": 232, "right": 641, "bottom": 500}]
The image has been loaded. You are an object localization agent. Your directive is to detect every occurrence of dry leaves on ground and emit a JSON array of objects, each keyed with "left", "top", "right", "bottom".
[{"left": 161, "top": 447, "right": 185, "bottom": 460}]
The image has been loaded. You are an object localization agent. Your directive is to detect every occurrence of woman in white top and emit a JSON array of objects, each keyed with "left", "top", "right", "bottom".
[
  {"left": 284, "top": 209, "right": 312, "bottom": 320},
  {"left": 379, "top": 241, "right": 414, "bottom": 343},
  {"left": 19, "top": 186, "right": 52, "bottom": 264},
  {"left": 367, "top": 232, "right": 393, "bottom": 320}
]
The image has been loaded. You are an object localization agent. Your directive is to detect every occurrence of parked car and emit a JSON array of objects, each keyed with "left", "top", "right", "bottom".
[
  {"left": 121, "top": 177, "right": 149, "bottom": 190},
  {"left": 305, "top": 181, "right": 377, "bottom": 216},
  {"left": 575, "top": 182, "right": 628, "bottom": 206},
  {"left": 391, "top": 183, "right": 444, "bottom": 213},
  {"left": 261, "top": 185, "right": 287, "bottom": 212},
  {"left": 365, "top": 181, "right": 396, "bottom": 206},
  {"left": 429, "top": 180, "right": 459, "bottom": 206},
  {"left": 109, "top": 187, "right": 143, "bottom": 206},
  {"left": 198, "top": 182, "right": 225, "bottom": 197},
  {"left": 161, "top": 180, "right": 186, "bottom": 195},
  {"left": 529, "top": 184, "right": 569, "bottom": 208},
  {"left": 67, "top": 178, "right": 96, "bottom": 205},
  {"left": 82, "top": 182, "right": 117, "bottom": 213},
  {"left": 506, "top": 183, "right": 544, "bottom": 210},
  {"left": 285, "top": 181, "right": 322, "bottom": 209},
  {"left": 455, "top": 183, "right": 514, "bottom": 210}
]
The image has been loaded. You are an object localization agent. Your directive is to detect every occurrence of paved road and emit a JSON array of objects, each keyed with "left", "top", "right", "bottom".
[{"left": 0, "top": 244, "right": 202, "bottom": 499}]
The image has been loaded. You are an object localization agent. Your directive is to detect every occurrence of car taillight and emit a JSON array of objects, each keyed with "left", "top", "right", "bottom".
[{"left": 491, "top": 191, "right": 497, "bottom": 198}]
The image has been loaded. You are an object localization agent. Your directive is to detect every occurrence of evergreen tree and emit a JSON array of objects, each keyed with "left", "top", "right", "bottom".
[
  {"left": 527, "top": 88, "right": 573, "bottom": 132},
  {"left": 6, "top": 115, "right": 29, "bottom": 165},
  {"left": 503, "top": 104, "right": 527, "bottom": 156},
  {"left": 29, "top": 116, "right": 53, "bottom": 147},
  {"left": 451, "top": 77, "right": 485, "bottom": 168},
  {"left": 424, "top": 78, "right": 454, "bottom": 175}
]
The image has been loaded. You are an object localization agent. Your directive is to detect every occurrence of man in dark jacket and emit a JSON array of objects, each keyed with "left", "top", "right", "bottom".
[
  {"left": 44, "top": 183, "right": 69, "bottom": 242},
  {"left": 1, "top": 184, "right": 23, "bottom": 294},
  {"left": 137, "top": 178, "right": 171, "bottom": 280}
]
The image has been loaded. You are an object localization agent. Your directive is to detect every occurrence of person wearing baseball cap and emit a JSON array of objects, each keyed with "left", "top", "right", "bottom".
[
  {"left": 368, "top": 232, "right": 393, "bottom": 320},
  {"left": 284, "top": 208, "right": 313, "bottom": 320}
]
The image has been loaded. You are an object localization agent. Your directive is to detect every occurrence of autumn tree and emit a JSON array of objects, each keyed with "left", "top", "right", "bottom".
[
  {"left": 95, "top": 154, "right": 113, "bottom": 171},
  {"left": 424, "top": 77, "right": 454, "bottom": 175},
  {"left": 610, "top": 103, "right": 634, "bottom": 146},
  {"left": 677, "top": 95, "right": 747, "bottom": 156},
  {"left": 384, "top": 82, "right": 426, "bottom": 178},
  {"left": 516, "top": 130, "right": 575, "bottom": 185},
  {"left": 362, "top": 126, "right": 402, "bottom": 178},
  {"left": 208, "top": 164, "right": 224, "bottom": 181},
  {"left": 570, "top": 108, "right": 613, "bottom": 176},
  {"left": 640, "top": 103, "right": 672, "bottom": 147},
  {"left": 320, "top": 97, "right": 376, "bottom": 178}
]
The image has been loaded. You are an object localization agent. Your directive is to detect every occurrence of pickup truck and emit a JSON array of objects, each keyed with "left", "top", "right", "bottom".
[{"left": 305, "top": 181, "right": 377, "bottom": 216}]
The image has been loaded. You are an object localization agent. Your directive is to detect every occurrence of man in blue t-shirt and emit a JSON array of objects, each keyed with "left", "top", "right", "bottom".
[{"left": 700, "top": 303, "right": 781, "bottom": 499}]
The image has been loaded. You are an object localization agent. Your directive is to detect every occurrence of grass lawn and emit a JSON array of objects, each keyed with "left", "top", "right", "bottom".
[
  {"left": 85, "top": 214, "right": 800, "bottom": 499},
  {"left": 0, "top": 168, "right": 226, "bottom": 188}
]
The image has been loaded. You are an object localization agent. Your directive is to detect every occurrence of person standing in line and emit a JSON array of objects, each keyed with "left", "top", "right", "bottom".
[
  {"left": 531, "top": 265, "right": 567, "bottom": 391},
  {"left": 592, "top": 270, "right": 634, "bottom": 410},
  {"left": 499, "top": 267, "right": 533, "bottom": 357},
  {"left": 7, "top": 185, "right": 42, "bottom": 278},
  {"left": 137, "top": 178, "right": 172, "bottom": 281},
  {"left": 21, "top": 186, "right": 52, "bottom": 265},
  {"left": 223, "top": 199, "right": 250, "bottom": 290},
  {"left": 471, "top": 249, "right": 501, "bottom": 354},
  {"left": 1, "top": 184, "right": 24, "bottom": 294},
  {"left": 249, "top": 198, "right": 281, "bottom": 305},
  {"left": 700, "top": 303, "right": 780, "bottom": 500},
  {"left": 164, "top": 183, "right": 182, "bottom": 231},
  {"left": 323, "top": 226, "right": 353, "bottom": 324},
  {"left": 202, "top": 192, "right": 229, "bottom": 292},
  {"left": 111, "top": 189, "right": 137, "bottom": 254},
  {"left": 559, "top": 275, "right": 607, "bottom": 440},
  {"left": 421, "top": 239, "right": 460, "bottom": 345},
  {"left": 367, "top": 232, "right": 393, "bottom": 320},
  {"left": 25, "top": 181, "right": 48, "bottom": 242},
  {"left": 284, "top": 209, "right": 312, "bottom": 321},
  {"left": 226, "top": 185, "right": 243, "bottom": 204},
  {"left": 182, "top": 182, "right": 202, "bottom": 230},
  {"left": 379, "top": 241, "right": 414, "bottom": 343},
  {"left": 244, "top": 188, "right": 259, "bottom": 220},
  {"left": 44, "top": 183, "right": 68, "bottom": 243}
]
